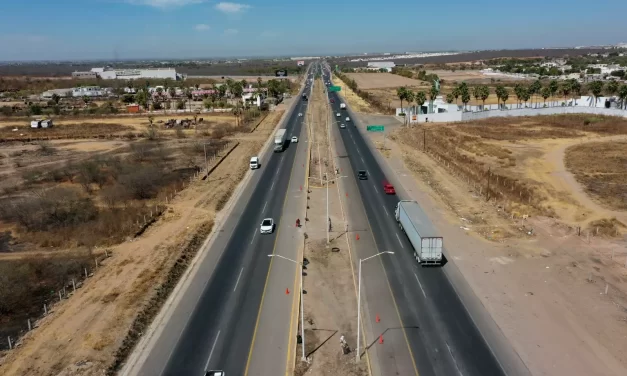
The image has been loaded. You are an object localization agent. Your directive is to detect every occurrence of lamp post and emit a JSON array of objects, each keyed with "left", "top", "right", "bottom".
[
  {"left": 268, "top": 254, "right": 307, "bottom": 362},
  {"left": 356, "top": 251, "right": 395, "bottom": 362},
  {"left": 308, "top": 175, "right": 346, "bottom": 243}
]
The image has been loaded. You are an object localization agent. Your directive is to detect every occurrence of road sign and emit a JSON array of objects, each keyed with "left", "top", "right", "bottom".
[
  {"left": 275, "top": 69, "right": 288, "bottom": 77},
  {"left": 367, "top": 125, "right": 385, "bottom": 132},
  {"left": 329, "top": 86, "right": 341, "bottom": 92}
]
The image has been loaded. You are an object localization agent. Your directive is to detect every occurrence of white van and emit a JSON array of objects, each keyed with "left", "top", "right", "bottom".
[{"left": 250, "top": 156, "right": 260, "bottom": 170}]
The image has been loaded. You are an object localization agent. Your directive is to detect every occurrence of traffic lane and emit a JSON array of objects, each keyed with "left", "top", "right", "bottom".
[
  {"left": 335, "top": 95, "right": 506, "bottom": 376},
  {"left": 245, "top": 118, "right": 308, "bottom": 376},
  {"left": 333, "top": 127, "right": 416, "bottom": 376},
  {"left": 132, "top": 96, "right": 307, "bottom": 376},
  {"left": 160, "top": 106, "right": 307, "bottom": 375}
]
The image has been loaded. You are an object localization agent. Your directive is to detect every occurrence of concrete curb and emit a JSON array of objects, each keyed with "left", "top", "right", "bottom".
[{"left": 120, "top": 75, "right": 310, "bottom": 376}]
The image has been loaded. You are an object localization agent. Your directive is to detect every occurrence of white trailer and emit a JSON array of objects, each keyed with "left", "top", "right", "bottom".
[
  {"left": 395, "top": 200, "right": 443, "bottom": 265},
  {"left": 273, "top": 129, "right": 287, "bottom": 152}
]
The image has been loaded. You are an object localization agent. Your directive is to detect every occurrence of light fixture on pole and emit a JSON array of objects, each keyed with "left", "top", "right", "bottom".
[
  {"left": 356, "top": 251, "right": 395, "bottom": 362},
  {"left": 268, "top": 254, "right": 307, "bottom": 362}
]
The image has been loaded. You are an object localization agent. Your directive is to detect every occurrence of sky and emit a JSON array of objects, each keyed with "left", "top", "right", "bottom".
[{"left": 1, "top": 0, "right": 626, "bottom": 61}]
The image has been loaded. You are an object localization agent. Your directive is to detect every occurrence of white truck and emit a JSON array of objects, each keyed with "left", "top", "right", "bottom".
[
  {"left": 340, "top": 103, "right": 346, "bottom": 110},
  {"left": 395, "top": 200, "right": 443, "bottom": 266},
  {"left": 273, "top": 129, "right": 287, "bottom": 152}
]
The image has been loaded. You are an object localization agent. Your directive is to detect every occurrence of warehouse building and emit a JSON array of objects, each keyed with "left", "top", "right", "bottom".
[{"left": 366, "top": 61, "right": 396, "bottom": 72}]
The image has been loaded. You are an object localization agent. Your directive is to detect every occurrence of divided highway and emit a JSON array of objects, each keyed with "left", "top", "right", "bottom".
[
  {"left": 324, "top": 70, "right": 507, "bottom": 376},
  {"left": 124, "top": 70, "right": 314, "bottom": 376}
]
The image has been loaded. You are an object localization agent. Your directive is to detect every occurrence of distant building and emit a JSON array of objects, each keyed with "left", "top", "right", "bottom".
[
  {"left": 72, "top": 86, "right": 109, "bottom": 97},
  {"left": 366, "top": 61, "right": 395, "bottom": 72},
  {"left": 42, "top": 88, "right": 73, "bottom": 99},
  {"left": 72, "top": 71, "right": 98, "bottom": 79},
  {"left": 94, "top": 68, "right": 180, "bottom": 80}
]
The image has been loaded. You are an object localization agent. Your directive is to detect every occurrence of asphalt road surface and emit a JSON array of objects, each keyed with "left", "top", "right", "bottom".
[
  {"left": 126, "top": 68, "right": 315, "bottom": 376},
  {"left": 324, "top": 69, "right": 507, "bottom": 376}
]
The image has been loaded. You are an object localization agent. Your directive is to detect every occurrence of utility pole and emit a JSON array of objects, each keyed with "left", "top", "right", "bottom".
[
  {"left": 423, "top": 129, "right": 426, "bottom": 151},
  {"left": 486, "top": 167, "right": 491, "bottom": 201}
]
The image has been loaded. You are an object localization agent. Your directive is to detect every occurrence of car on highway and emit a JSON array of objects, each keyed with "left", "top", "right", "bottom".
[
  {"left": 345, "top": 117, "right": 351, "bottom": 122},
  {"left": 249, "top": 156, "right": 260, "bottom": 170},
  {"left": 291, "top": 136, "right": 299, "bottom": 143},
  {"left": 383, "top": 181, "right": 396, "bottom": 194},
  {"left": 298, "top": 113, "right": 303, "bottom": 117},
  {"left": 358, "top": 170, "right": 368, "bottom": 180},
  {"left": 330, "top": 98, "right": 335, "bottom": 103},
  {"left": 260, "top": 218, "right": 274, "bottom": 234},
  {"left": 336, "top": 112, "right": 341, "bottom": 117},
  {"left": 340, "top": 123, "right": 346, "bottom": 129},
  {"left": 205, "top": 371, "right": 225, "bottom": 376}
]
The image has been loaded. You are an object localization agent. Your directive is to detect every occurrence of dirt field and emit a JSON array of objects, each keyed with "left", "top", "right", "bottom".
[
  {"left": 390, "top": 115, "right": 627, "bottom": 231},
  {"left": 295, "top": 79, "right": 366, "bottom": 376},
  {"left": 344, "top": 73, "right": 424, "bottom": 90},
  {"left": 331, "top": 76, "right": 375, "bottom": 114},
  {"left": 0, "top": 107, "right": 285, "bottom": 375}
]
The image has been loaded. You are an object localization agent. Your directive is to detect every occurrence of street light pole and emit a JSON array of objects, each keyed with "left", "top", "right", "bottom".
[
  {"left": 356, "top": 251, "right": 395, "bottom": 362},
  {"left": 268, "top": 254, "right": 307, "bottom": 362},
  {"left": 308, "top": 175, "right": 345, "bottom": 243}
]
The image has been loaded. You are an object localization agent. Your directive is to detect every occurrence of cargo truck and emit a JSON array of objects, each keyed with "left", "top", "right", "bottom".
[
  {"left": 274, "top": 129, "right": 287, "bottom": 152},
  {"left": 395, "top": 200, "right": 443, "bottom": 265}
]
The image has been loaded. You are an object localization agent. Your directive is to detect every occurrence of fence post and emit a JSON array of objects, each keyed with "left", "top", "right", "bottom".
[
  {"left": 72, "top": 279, "right": 76, "bottom": 292},
  {"left": 59, "top": 291, "right": 63, "bottom": 302},
  {"left": 28, "top": 319, "right": 32, "bottom": 331},
  {"left": 84, "top": 268, "right": 88, "bottom": 278},
  {"left": 44, "top": 304, "right": 48, "bottom": 315},
  {"left": 7, "top": 336, "right": 12, "bottom": 350}
]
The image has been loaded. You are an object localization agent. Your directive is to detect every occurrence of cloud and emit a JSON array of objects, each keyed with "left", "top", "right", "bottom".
[
  {"left": 215, "top": 2, "right": 250, "bottom": 14},
  {"left": 259, "top": 31, "right": 279, "bottom": 38},
  {"left": 223, "top": 28, "right": 239, "bottom": 35},
  {"left": 127, "top": 0, "right": 205, "bottom": 8},
  {"left": 194, "top": 24, "right": 210, "bottom": 31}
]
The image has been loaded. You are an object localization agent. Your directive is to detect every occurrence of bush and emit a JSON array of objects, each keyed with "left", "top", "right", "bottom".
[
  {"left": 0, "top": 187, "right": 97, "bottom": 232},
  {"left": 118, "top": 166, "right": 162, "bottom": 200}
]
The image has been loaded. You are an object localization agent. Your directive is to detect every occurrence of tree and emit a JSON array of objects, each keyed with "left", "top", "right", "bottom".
[
  {"left": 168, "top": 87, "right": 176, "bottom": 99},
  {"left": 480, "top": 86, "right": 490, "bottom": 107},
  {"left": 560, "top": 80, "right": 572, "bottom": 102},
  {"left": 445, "top": 93, "right": 454, "bottom": 104},
  {"left": 230, "top": 81, "right": 244, "bottom": 99},
  {"left": 135, "top": 90, "right": 148, "bottom": 109},
  {"left": 520, "top": 88, "right": 531, "bottom": 107},
  {"left": 514, "top": 83, "right": 525, "bottom": 108},
  {"left": 473, "top": 86, "right": 482, "bottom": 106},
  {"left": 569, "top": 79, "right": 581, "bottom": 103},
  {"left": 549, "top": 79, "right": 559, "bottom": 101},
  {"left": 452, "top": 86, "right": 460, "bottom": 105},
  {"left": 457, "top": 83, "right": 470, "bottom": 110},
  {"left": 429, "top": 84, "right": 439, "bottom": 103},
  {"left": 51, "top": 93, "right": 61, "bottom": 105},
  {"left": 606, "top": 80, "right": 619, "bottom": 96},
  {"left": 588, "top": 80, "right": 604, "bottom": 106},
  {"left": 541, "top": 86, "right": 551, "bottom": 106},
  {"left": 415, "top": 91, "right": 426, "bottom": 112},
  {"left": 396, "top": 86, "right": 409, "bottom": 110},
  {"left": 618, "top": 84, "right": 627, "bottom": 109},
  {"left": 529, "top": 80, "right": 542, "bottom": 108}
]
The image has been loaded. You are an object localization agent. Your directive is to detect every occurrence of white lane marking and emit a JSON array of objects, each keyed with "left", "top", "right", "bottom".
[
  {"left": 360, "top": 156, "right": 365, "bottom": 164},
  {"left": 250, "top": 231, "right": 257, "bottom": 245},
  {"left": 382, "top": 205, "right": 389, "bottom": 217},
  {"left": 395, "top": 233, "right": 404, "bottom": 249},
  {"left": 373, "top": 186, "right": 379, "bottom": 194},
  {"left": 446, "top": 342, "right": 464, "bottom": 376},
  {"left": 270, "top": 181, "right": 275, "bottom": 191},
  {"left": 262, "top": 201, "right": 268, "bottom": 212},
  {"left": 204, "top": 330, "right": 221, "bottom": 371},
  {"left": 233, "top": 267, "right": 244, "bottom": 291},
  {"left": 414, "top": 272, "right": 427, "bottom": 298}
]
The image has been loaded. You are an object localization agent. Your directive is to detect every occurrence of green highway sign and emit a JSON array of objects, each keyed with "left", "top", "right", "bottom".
[
  {"left": 367, "top": 125, "right": 385, "bottom": 132},
  {"left": 329, "top": 86, "right": 342, "bottom": 92}
]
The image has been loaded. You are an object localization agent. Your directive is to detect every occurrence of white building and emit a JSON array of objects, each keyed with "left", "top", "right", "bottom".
[
  {"left": 72, "top": 86, "right": 109, "bottom": 97},
  {"left": 92, "top": 68, "right": 179, "bottom": 80},
  {"left": 366, "top": 61, "right": 396, "bottom": 72},
  {"left": 42, "top": 88, "right": 73, "bottom": 99}
]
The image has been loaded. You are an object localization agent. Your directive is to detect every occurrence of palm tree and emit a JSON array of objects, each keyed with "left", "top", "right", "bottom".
[
  {"left": 415, "top": 91, "right": 426, "bottom": 114},
  {"left": 452, "top": 86, "right": 461, "bottom": 105},
  {"left": 495, "top": 85, "right": 504, "bottom": 107},
  {"left": 549, "top": 80, "right": 559, "bottom": 105},
  {"left": 541, "top": 87, "right": 551, "bottom": 106},
  {"left": 560, "top": 81, "right": 572, "bottom": 103},
  {"left": 445, "top": 93, "right": 454, "bottom": 104},
  {"left": 570, "top": 79, "right": 581, "bottom": 104},
  {"left": 396, "top": 86, "right": 409, "bottom": 111},
  {"left": 618, "top": 84, "right": 627, "bottom": 109},
  {"left": 588, "top": 81, "right": 604, "bottom": 106},
  {"left": 473, "top": 86, "right": 482, "bottom": 108},
  {"left": 404, "top": 90, "right": 415, "bottom": 124},
  {"left": 480, "top": 86, "right": 490, "bottom": 108},
  {"left": 606, "top": 80, "right": 619, "bottom": 97},
  {"left": 500, "top": 87, "right": 509, "bottom": 108},
  {"left": 529, "top": 80, "right": 542, "bottom": 108}
]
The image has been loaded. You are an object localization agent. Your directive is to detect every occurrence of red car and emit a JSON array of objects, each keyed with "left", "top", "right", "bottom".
[
  {"left": 383, "top": 181, "right": 395, "bottom": 194},
  {"left": 330, "top": 98, "right": 335, "bottom": 103}
]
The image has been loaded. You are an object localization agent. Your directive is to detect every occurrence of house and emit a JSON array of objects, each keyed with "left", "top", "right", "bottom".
[
  {"left": 72, "top": 86, "right": 109, "bottom": 97},
  {"left": 30, "top": 119, "right": 53, "bottom": 128}
]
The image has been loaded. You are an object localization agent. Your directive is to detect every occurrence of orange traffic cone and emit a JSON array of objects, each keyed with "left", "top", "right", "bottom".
[
  {"left": 286, "top": 288, "right": 290, "bottom": 295},
  {"left": 376, "top": 314, "right": 380, "bottom": 323},
  {"left": 379, "top": 335, "right": 384, "bottom": 344}
]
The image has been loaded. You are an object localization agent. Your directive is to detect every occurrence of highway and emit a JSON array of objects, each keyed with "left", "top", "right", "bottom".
[
  {"left": 124, "top": 67, "right": 314, "bottom": 376},
  {"left": 324, "top": 68, "right": 508, "bottom": 376}
]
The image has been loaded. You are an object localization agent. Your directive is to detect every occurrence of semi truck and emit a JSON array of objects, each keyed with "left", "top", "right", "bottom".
[
  {"left": 395, "top": 200, "right": 443, "bottom": 266},
  {"left": 340, "top": 103, "right": 346, "bottom": 110},
  {"left": 274, "top": 129, "right": 287, "bottom": 152}
]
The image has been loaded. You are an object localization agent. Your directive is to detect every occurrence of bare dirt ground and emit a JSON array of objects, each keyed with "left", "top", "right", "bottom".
[
  {"left": 344, "top": 73, "right": 423, "bottom": 90},
  {"left": 294, "top": 79, "right": 366, "bottom": 376},
  {"left": 362, "top": 114, "right": 627, "bottom": 376},
  {"left": 0, "top": 108, "right": 285, "bottom": 376}
]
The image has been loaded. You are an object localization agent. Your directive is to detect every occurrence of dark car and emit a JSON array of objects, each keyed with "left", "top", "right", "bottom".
[{"left": 358, "top": 170, "right": 368, "bottom": 180}]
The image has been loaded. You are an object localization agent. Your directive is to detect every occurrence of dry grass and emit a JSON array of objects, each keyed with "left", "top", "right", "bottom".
[
  {"left": 565, "top": 140, "right": 627, "bottom": 210},
  {"left": 0, "top": 123, "right": 134, "bottom": 140},
  {"left": 344, "top": 72, "right": 424, "bottom": 89}
]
